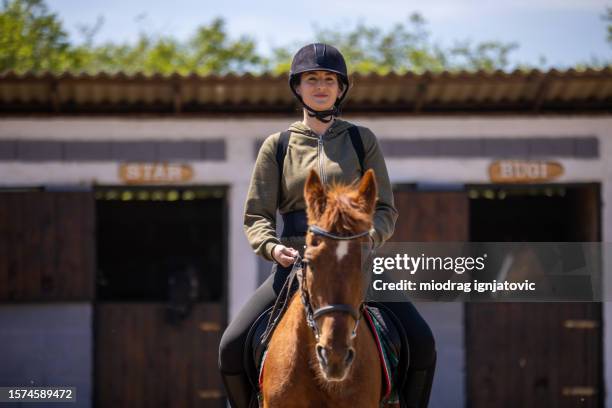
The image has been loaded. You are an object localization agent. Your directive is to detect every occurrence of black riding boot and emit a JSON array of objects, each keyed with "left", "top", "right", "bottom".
[
  {"left": 402, "top": 352, "right": 436, "bottom": 408},
  {"left": 220, "top": 371, "right": 258, "bottom": 408}
]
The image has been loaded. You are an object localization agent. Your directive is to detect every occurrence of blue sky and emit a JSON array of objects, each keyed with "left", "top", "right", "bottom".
[{"left": 47, "top": 0, "right": 611, "bottom": 70}]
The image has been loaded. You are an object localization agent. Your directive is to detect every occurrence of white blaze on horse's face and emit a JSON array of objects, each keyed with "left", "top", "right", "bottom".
[{"left": 335, "top": 241, "right": 349, "bottom": 262}]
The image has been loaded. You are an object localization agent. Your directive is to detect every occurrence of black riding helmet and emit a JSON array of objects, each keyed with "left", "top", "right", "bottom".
[{"left": 289, "top": 43, "right": 350, "bottom": 123}]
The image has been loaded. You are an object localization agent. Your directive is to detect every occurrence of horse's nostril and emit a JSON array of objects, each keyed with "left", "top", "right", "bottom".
[
  {"left": 316, "top": 344, "right": 328, "bottom": 365},
  {"left": 345, "top": 348, "right": 355, "bottom": 365}
]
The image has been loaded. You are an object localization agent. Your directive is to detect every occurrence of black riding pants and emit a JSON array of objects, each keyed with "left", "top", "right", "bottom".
[{"left": 218, "top": 263, "right": 437, "bottom": 404}]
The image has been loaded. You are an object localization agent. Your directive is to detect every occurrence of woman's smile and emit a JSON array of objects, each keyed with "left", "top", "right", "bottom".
[{"left": 313, "top": 93, "right": 330, "bottom": 101}]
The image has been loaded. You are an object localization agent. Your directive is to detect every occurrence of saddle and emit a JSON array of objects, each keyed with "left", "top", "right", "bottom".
[{"left": 243, "top": 269, "right": 409, "bottom": 406}]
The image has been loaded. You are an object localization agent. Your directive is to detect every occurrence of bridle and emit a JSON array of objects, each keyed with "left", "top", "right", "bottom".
[{"left": 296, "top": 224, "right": 370, "bottom": 341}]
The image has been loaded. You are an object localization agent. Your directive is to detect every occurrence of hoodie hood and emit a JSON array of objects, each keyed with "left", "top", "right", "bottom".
[{"left": 287, "top": 118, "right": 354, "bottom": 139}]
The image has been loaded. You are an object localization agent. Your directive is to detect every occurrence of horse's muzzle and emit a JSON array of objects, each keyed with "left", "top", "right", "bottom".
[{"left": 316, "top": 344, "right": 355, "bottom": 381}]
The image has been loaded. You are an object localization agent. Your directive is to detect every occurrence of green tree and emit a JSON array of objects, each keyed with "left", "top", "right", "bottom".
[
  {"left": 0, "top": 1, "right": 261, "bottom": 74},
  {"left": 75, "top": 17, "right": 261, "bottom": 75},
  {"left": 0, "top": 0, "right": 73, "bottom": 72},
  {"left": 266, "top": 13, "right": 519, "bottom": 74},
  {"left": 184, "top": 19, "right": 260, "bottom": 74},
  {"left": 1, "top": 0, "right": 608, "bottom": 75}
]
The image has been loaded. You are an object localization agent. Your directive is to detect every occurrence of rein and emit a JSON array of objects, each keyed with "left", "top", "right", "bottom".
[{"left": 296, "top": 224, "right": 370, "bottom": 341}]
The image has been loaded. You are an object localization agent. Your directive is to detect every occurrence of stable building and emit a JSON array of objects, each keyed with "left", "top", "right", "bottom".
[{"left": 0, "top": 68, "right": 611, "bottom": 408}]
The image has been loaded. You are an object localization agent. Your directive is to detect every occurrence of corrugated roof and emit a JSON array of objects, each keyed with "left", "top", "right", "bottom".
[{"left": 1, "top": 68, "right": 610, "bottom": 114}]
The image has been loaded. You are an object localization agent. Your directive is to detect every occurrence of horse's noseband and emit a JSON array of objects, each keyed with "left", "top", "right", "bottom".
[{"left": 296, "top": 225, "right": 370, "bottom": 341}]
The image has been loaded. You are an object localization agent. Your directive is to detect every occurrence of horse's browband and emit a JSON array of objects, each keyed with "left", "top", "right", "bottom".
[
  {"left": 308, "top": 225, "right": 370, "bottom": 240},
  {"left": 281, "top": 210, "right": 371, "bottom": 241}
]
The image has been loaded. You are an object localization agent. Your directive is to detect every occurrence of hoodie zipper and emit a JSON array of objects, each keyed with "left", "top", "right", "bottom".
[
  {"left": 317, "top": 134, "right": 326, "bottom": 184},
  {"left": 307, "top": 122, "right": 334, "bottom": 184}
]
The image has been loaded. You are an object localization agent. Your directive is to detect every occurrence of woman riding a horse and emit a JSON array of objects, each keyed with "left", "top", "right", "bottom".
[{"left": 219, "top": 43, "right": 436, "bottom": 407}]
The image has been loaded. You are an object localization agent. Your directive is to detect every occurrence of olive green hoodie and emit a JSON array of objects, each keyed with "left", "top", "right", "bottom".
[{"left": 244, "top": 118, "right": 398, "bottom": 262}]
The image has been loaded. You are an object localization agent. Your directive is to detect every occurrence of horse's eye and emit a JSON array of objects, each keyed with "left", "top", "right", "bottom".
[{"left": 310, "top": 236, "right": 320, "bottom": 246}]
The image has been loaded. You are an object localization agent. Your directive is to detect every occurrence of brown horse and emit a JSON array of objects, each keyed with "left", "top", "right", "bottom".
[{"left": 261, "top": 169, "right": 392, "bottom": 408}]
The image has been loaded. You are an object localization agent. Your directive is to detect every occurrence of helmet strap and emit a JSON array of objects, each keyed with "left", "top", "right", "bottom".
[
  {"left": 305, "top": 106, "right": 336, "bottom": 123},
  {"left": 297, "top": 95, "right": 340, "bottom": 124}
]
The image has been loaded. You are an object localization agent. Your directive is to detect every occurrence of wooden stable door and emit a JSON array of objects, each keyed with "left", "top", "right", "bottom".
[
  {"left": 94, "top": 190, "right": 227, "bottom": 408},
  {"left": 466, "top": 302, "right": 601, "bottom": 408},
  {"left": 466, "top": 184, "right": 602, "bottom": 408},
  {"left": 393, "top": 187, "right": 602, "bottom": 408},
  {"left": 391, "top": 190, "right": 469, "bottom": 242},
  {"left": 96, "top": 303, "right": 225, "bottom": 407},
  {"left": 0, "top": 191, "right": 95, "bottom": 301}
]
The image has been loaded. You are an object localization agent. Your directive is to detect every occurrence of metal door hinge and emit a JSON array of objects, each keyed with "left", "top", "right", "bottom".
[
  {"left": 563, "top": 319, "right": 599, "bottom": 329},
  {"left": 198, "top": 322, "right": 221, "bottom": 332},
  {"left": 197, "top": 389, "right": 223, "bottom": 399},
  {"left": 562, "top": 386, "right": 596, "bottom": 397}
]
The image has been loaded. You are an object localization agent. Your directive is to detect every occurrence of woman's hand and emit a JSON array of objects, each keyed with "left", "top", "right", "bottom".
[{"left": 272, "top": 245, "right": 299, "bottom": 268}]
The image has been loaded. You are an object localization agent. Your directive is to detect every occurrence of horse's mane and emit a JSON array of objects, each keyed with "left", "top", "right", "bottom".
[{"left": 322, "top": 180, "right": 372, "bottom": 235}]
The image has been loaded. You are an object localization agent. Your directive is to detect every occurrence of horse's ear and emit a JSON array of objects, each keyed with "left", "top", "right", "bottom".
[
  {"left": 357, "top": 169, "right": 378, "bottom": 216},
  {"left": 304, "top": 169, "right": 326, "bottom": 222}
]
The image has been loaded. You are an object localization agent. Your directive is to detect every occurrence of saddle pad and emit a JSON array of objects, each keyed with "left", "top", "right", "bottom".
[
  {"left": 364, "top": 305, "right": 401, "bottom": 405},
  {"left": 255, "top": 304, "right": 401, "bottom": 406}
]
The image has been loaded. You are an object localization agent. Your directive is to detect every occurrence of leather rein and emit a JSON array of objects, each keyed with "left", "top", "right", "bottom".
[{"left": 295, "top": 224, "right": 370, "bottom": 341}]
